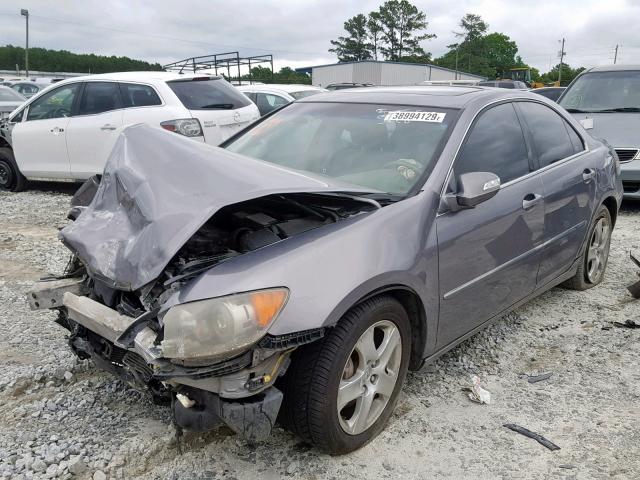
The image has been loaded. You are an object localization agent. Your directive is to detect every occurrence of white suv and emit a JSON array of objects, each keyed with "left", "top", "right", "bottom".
[{"left": 0, "top": 71, "right": 259, "bottom": 190}]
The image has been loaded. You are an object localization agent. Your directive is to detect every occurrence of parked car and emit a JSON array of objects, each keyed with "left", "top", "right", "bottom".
[
  {"left": 532, "top": 86, "right": 566, "bottom": 102},
  {"left": 0, "top": 71, "right": 260, "bottom": 191},
  {"left": 7, "top": 81, "right": 41, "bottom": 98},
  {"left": 29, "top": 86, "right": 621, "bottom": 454},
  {"left": 558, "top": 64, "right": 640, "bottom": 198},
  {"left": 478, "top": 80, "right": 528, "bottom": 90},
  {"left": 237, "top": 84, "right": 327, "bottom": 116},
  {"left": 0, "top": 86, "right": 26, "bottom": 120},
  {"left": 325, "top": 82, "right": 374, "bottom": 90}
]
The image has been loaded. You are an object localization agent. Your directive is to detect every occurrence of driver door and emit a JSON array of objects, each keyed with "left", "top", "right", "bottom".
[{"left": 12, "top": 82, "right": 81, "bottom": 178}]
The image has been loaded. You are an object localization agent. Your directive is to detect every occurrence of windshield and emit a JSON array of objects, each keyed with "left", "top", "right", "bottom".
[
  {"left": 560, "top": 70, "right": 640, "bottom": 111},
  {"left": 289, "top": 89, "right": 323, "bottom": 100},
  {"left": 225, "top": 102, "right": 456, "bottom": 195},
  {"left": 0, "top": 88, "right": 25, "bottom": 102},
  {"left": 167, "top": 77, "right": 251, "bottom": 110}
]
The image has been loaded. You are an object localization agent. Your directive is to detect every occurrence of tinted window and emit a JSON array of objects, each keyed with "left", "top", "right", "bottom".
[
  {"left": 78, "top": 82, "right": 122, "bottom": 115},
  {"left": 498, "top": 82, "right": 515, "bottom": 89},
  {"left": 478, "top": 81, "right": 496, "bottom": 87},
  {"left": 564, "top": 121, "right": 584, "bottom": 153},
  {"left": 455, "top": 103, "right": 529, "bottom": 184},
  {"left": 517, "top": 102, "right": 574, "bottom": 167},
  {"left": 534, "top": 88, "right": 564, "bottom": 102},
  {"left": 120, "top": 83, "right": 162, "bottom": 107},
  {"left": 254, "top": 93, "right": 289, "bottom": 115},
  {"left": 10, "top": 109, "right": 24, "bottom": 123},
  {"left": 26, "top": 83, "right": 80, "bottom": 121},
  {"left": 167, "top": 78, "right": 251, "bottom": 110}
]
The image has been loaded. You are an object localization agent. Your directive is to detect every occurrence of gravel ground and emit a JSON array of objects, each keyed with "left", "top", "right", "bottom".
[{"left": 1, "top": 183, "right": 639, "bottom": 480}]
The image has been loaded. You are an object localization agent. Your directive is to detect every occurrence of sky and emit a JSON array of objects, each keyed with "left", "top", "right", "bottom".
[{"left": 1, "top": 0, "right": 639, "bottom": 75}]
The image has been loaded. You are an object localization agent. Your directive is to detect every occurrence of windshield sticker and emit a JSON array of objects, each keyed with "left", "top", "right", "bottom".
[{"left": 384, "top": 111, "right": 446, "bottom": 123}]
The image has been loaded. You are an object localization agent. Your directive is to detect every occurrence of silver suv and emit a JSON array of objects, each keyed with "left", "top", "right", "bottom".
[{"left": 559, "top": 64, "right": 640, "bottom": 198}]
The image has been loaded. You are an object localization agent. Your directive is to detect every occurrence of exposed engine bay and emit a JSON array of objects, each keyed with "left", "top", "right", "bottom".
[{"left": 30, "top": 187, "right": 376, "bottom": 440}]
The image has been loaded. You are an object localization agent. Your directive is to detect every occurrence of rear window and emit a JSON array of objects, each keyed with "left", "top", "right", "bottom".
[
  {"left": 289, "top": 90, "right": 322, "bottom": 100},
  {"left": 167, "top": 78, "right": 251, "bottom": 110}
]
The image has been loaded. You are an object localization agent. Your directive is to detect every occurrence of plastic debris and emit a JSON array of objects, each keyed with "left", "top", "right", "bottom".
[
  {"left": 527, "top": 372, "right": 553, "bottom": 384},
  {"left": 468, "top": 375, "right": 491, "bottom": 405},
  {"left": 503, "top": 423, "right": 560, "bottom": 451},
  {"left": 613, "top": 319, "right": 640, "bottom": 329}
]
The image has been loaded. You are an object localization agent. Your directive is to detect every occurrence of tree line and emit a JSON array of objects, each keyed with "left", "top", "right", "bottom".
[
  {"left": 329, "top": 2, "right": 585, "bottom": 86},
  {"left": 0, "top": 45, "right": 162, "bottom": 74}
]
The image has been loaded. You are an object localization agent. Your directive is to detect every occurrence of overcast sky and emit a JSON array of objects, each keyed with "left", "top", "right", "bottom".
[{"left": 1, "top": 0, "right": 639, "bottom": 75}]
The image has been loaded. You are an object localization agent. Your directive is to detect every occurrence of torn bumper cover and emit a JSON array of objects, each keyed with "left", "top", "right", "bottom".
[{"left": 32, "top": 283, "right": 302, "bottom": 441}]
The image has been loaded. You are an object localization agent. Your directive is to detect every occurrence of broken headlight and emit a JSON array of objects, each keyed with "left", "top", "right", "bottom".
[{"left": 160, "top": 288, "right": 288, "bottom": 362}]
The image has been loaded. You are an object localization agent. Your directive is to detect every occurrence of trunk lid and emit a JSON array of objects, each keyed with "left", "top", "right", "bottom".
[{"left": 190, "top": 103, "right": 258, "bottom": 145}]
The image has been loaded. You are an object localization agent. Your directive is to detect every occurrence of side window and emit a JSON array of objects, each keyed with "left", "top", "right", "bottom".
[
  {"left": 78, "top": 82, "right": 122, "bottom": 115},
  {"left": 10, "top": 109, "right": 24, "bottom": 123},
  {"left": 517, "top": 102, "right": 575, "bottom": 167},
  {"left": 26, "top": 83, "right": 80, "bottom": 121},
  {"left": 455, "top": 103, "right": 530, "bottom": 184},
  {"left": 119, "top": 83, "right": 162, "bottom": 107},
  {"left": 564, "top": 121, "right": 584, "bottom": 154},
  {"left": 255, "top": 93, "right": 288, "bottom": 116}
]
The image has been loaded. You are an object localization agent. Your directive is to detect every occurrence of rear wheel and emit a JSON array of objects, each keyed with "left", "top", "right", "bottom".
[
  {"left": 281, "top": 295, "right": 411, "bottom": 454},
  {"left": 0, "top": 148, "right": 27, "bottom": 192},
  {"left": 563, "top": 205, "right": 612, "bottom": 290}
]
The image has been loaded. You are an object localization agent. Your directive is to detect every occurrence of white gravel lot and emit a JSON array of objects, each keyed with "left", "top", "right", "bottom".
[{"left": 1, "top": 183, "right": 639, "bottom": 480}]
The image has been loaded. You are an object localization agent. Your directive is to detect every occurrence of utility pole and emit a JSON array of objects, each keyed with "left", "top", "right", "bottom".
[
  {"left": 614, "top": 44, "right": 618, "bottom": 64},
  {"left": 454, "top": 46, "right": 459, "bottom": 80},
  {"left": 21, "top": 9, "right": 29, "bottom": 77},
  {"left": 558, "top": 38, "right": 566, "bottom": 85}
]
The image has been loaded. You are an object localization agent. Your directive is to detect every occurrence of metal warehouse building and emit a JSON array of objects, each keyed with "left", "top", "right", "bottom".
[{"left": 296, "top": 60, "right": 484, "bottom": 87}]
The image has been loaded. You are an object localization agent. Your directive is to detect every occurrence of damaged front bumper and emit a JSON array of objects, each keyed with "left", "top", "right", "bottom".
[{"left": 28, "top": 278, "right": 321, "bottom": 441}]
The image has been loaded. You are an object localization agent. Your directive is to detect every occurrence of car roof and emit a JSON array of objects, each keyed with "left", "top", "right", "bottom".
[
  {"left": 238, "top": 84, "right": 324, "bottom": 93},
  {"left": 297, "top": 85, "right": 539, "bottom": 109},
  {"left": 586, "top": 64, "right": 640, "bottom": 72},
  {"left": 55, "top": 71, "right": 223, "bottom": 84}
]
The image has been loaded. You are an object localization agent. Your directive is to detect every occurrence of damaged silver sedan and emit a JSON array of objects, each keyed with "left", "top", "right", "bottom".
[{"left": 30, "top": 86, "right": 622, "bottom": 454}]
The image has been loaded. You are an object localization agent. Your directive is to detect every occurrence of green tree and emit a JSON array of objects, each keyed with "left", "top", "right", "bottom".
[
  {"left": 367, "top": 11, "right": 384, "bottom": 60},
  {"left": 0, "top": 45, "right": 161, "bottom": 73},
  {"left": 483, "top": 32, "right": 518, "bottom": 78},
  {"left": 539, "top": 63, "right": 585, "bottom": 86},
  {"left": 243, "top": 66, "right": 311, "bottom": 85},
  {"left": 377, "top": 0, "right": 435, "bottom": 61},
  {"left": 329, "top": 14, "right": 372, "bottom": 62}
]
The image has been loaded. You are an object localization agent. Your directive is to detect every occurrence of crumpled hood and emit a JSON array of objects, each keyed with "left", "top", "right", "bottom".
[
  {"left": 570, "top": 112, "right": 640, "bottom": 147},
  {"left": 60, "top": 124, "right": 371, "bottom": 290}
]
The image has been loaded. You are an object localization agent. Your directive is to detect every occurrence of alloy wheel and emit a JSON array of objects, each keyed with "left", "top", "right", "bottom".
[
  {"left": 586, "top": 217, "right": 611, "bottom": 283},
  {"left": 337, "top": 320, "right": 402, "bottom": 435}
]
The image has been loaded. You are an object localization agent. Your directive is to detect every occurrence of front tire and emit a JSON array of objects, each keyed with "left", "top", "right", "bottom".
[
  {"left": 281, "top": 295, "right": 411, "bottom": 454},
  {"left": 563, "top": 205, "right": 612, "bottom": 290},
  {"left": 0, "top": 148, "right": 27, "bottom": 192}
]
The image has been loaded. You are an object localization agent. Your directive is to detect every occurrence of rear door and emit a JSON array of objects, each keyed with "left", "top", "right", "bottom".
[
  {"left": 66, "top": 81, "right": 124, "bottom": 178},
  {"left": 515, "top": 101, "right": 597, "bottom": 286},
  {"left": 12, "top": 82, "right": 81, "bottom": 178},
  {"left": 166, "top": 77, "right": 259, "bottom": 145},
  {"left": 436, "top": 102, "right": 545, "bottom": 348}
]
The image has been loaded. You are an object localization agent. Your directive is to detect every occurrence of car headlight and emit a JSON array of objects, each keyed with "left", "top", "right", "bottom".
[{"left": 160, "top": 288, "right": 288, "bottom": 362}]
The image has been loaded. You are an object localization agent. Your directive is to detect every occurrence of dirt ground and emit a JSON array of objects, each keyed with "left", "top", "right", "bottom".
[{"left": 1, "top": 183, "right": 639, "bottom": 480}]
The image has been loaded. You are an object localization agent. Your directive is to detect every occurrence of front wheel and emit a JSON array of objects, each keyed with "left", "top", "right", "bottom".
[
  {"left": 563, "top": 205, "right": 612, "bottom": 290},
  {"left": 281, "top": 295, "right": 411, "bottom": 454},
  {"left": 0, "top": 148, "right": 27, "bottom": 192}
]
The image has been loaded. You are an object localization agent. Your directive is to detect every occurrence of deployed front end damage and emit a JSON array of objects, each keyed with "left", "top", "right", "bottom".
[{"left": 29, "top": 124, "right": 377, "bottom": 441}]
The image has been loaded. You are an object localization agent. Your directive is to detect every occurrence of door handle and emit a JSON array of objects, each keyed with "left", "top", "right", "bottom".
[
  {"left": 100, "top": 124, "right": 117, "bottom": 131},
  {"left": 522, "top": 193, "right": 542, "bottom": 211},
  {"left": 582, "top": 168, "right": 596, "bottom": 182},
  {"left": 50, "top": 127, "right": 64, "bottom": 134}
]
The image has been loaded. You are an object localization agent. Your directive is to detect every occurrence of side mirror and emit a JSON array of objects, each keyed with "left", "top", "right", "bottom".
[{"left": 457, "top": 172, "right": 500, "bottom": 207}]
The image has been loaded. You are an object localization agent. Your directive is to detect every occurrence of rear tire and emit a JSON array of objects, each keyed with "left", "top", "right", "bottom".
[
  {"left": 563, "top": 205, "right": 612, "bottom": 290},
  {"left": 0, "top": 148, "right": 27, "bottom": 192},
  {"left": 280, "top": 295, "right": 411, "bottom": 454}
]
